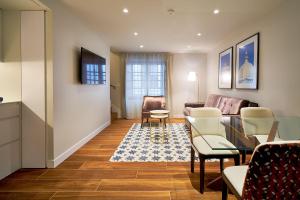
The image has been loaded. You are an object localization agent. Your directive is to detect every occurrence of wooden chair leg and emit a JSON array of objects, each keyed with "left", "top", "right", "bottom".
[
  {"left": 199, "top": 156, "right": 205, "bottom": 194},
  {"left": 191, "top": 147, "right": 195, "bottom": 173},
  {"left": 141, "top": 117, "right": 144, "bottom": 128},
  {"left": 234, "top": 154, "right": 240, "bottom": 166},
  {"left": 222, "top": 179, "right": 228, "bottom": 200},
  {"left": 242, "top": 150, "right": 246, "bottom": 164},
  {"left": 220, "top": 158, "right": 224, "bottom": 172}
]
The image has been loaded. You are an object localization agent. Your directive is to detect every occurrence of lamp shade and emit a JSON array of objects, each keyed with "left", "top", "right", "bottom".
[{"left": 187, "top": 71, "right": 197, "bottom": 82}]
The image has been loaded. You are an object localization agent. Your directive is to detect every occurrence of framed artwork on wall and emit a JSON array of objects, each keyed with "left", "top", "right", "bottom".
[
  {"left": 218, "top": 47, "right": 233, "bottom": 89},
  {"left": 235, "top": 33, "right": 259, "bottom": 89}
]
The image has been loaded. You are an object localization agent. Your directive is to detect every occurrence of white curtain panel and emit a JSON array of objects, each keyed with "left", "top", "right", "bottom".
[{"left": 125, "top": 53, "right": 167, "bottom": 119}]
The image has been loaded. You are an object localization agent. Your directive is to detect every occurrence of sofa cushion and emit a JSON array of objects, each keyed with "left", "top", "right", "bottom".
[
  {"left": 217, "top": 97, "right": 249, "bottom": 115},
  {"left": 217, "top": 97, "right": 229, "bottom": 113},
  {"left": 204, "top": 94, "right": 222, "bottom": 107},
  {"left": 229, "top": 98, "right": 249, "bottom": 115}
]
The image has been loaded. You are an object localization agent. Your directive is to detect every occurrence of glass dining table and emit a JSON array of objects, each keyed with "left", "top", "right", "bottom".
[{"left": 187, "top": 115, "right": 300, "bottom": 162}]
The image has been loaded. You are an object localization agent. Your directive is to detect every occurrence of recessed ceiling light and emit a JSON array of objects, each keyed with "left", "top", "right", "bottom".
[
  {"left": 197, "top": 33, "right": 202, "bottom": 36},
  {"left": 133, "top": 32, "right": 139, "bottom": 36},
  {"left": 139, "top": 45, "right": 144, "bottom": 48},
  {"left": 213, "top": 9, "right": 220, "bottom": 14},
  {"left": 167, "top": 9, "right": 175, "bottom": 15},
  {"left": 123, "top": 8, "right": 129, "bottom": 13}
]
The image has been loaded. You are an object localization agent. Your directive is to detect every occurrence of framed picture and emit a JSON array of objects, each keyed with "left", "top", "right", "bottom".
[
  {"left": 218, "top": 47, "right": 233, "bottom": 89},
  {"left": 235, "top": 33, "right": 259, "bottom": 89}
]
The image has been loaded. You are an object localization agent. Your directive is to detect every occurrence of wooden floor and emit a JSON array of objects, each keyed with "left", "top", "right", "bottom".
[{"left": 0, "top": 119, "right": 237, "bottom": 200}]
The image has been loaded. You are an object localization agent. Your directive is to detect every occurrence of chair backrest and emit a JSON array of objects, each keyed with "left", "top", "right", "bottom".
[
  {"left": 190, "top": 107, "right": 222, "bottom": 118},
  {"left": 190, "top": 108, "right": 225, "bottom": 137},
  {"left": 242, "top": 141, "right": 300, "bottom": 199},
  {"left": 241, "top": 107, "right": 275, "bottom": 135},
  {"left": 142, "top": 96, "right": 166, "bottom": 112}
]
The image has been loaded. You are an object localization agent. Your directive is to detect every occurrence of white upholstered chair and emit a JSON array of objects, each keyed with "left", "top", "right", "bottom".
[
  {"left": 189, "top": 107, "right": 240, "bottom": 193},
  {"left": 241, "top": 107, "right": 282, "bottom": 144}
]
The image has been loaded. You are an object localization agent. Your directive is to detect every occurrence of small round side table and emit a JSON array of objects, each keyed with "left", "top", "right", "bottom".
[{"left": 149, "top": 110, "right": 170, "bottom": 143}]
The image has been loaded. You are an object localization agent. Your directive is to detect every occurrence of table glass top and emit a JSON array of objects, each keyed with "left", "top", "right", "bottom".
[{"left": 187, "top": 116, "right": 300, "bottom": 150}]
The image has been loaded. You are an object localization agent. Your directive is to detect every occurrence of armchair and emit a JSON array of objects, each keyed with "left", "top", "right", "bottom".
[{"left": 141, "top": 96, "right": 166, "bottom": 127}]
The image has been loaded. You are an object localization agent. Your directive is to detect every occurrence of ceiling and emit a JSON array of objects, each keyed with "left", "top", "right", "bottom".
[
  {"left": 7, "top": 0, "right": 284, "bottom": 53},
  {"left": 0, "top": 0, "right": 46, "bottom": 10}
]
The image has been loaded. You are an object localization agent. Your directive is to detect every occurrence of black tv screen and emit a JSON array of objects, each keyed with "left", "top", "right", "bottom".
[{"left": 80, "top": 47, "right": 106, "bottom": 85}]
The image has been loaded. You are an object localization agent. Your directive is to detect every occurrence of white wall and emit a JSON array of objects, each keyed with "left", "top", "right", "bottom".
[
  {"left": 171, "top": 53, "right": 207, "bottom": 117},
  {"left": 207, "top": 0, "right": 300, "bottom": 116},
  {"left": 0, "top": 11, "right": 21, "bottom": 103},
  {"left": 40, "top": 0, "right": 111, "bottom": 166},
  {"left": 21, "top": 11, "right": 46, "bottom": 168}
]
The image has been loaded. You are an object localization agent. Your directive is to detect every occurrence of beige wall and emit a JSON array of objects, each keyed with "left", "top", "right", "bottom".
[
  {"left": 110, "top": 51, "right": 122, "bottom": 118},
  {"left": 171, "top": 53, "right": 207, "bottom": 117},
  {"left": 207, "top": 0, "right": 300, "bottom": 116},
  {"left": 0, "top": 10, "right": 2, "bottom": 61},
  {"left": 45, "top": 10, "right": 54, "bottom": 162},
  {"left": 0, "top": 11, "right": 21, "bottom": 103},
  {"left": 40, "top": 0, "right": 111, "bottom": 165}
]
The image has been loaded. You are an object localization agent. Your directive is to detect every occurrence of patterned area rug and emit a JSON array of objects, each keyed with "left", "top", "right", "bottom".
[{"left": 110, "top": 123, "right": 195, "bottom": 162}]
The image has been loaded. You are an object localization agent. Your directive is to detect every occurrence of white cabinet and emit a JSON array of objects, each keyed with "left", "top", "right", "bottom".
[{"left": 0, "top": 102, "right": 21, "bottom": 180}]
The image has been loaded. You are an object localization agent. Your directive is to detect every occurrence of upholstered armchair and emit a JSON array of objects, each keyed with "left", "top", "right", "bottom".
[
  {"left": 141, "top": 96, "right": 166, "bottom": 127},
  {"left": 222, "top": 141, "right": 300, "bottom": 200}
]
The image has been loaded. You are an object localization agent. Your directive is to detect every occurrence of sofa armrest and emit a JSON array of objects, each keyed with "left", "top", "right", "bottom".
[
  {"left": 184, "top": 102, "right": 205, "bottom": 108},
  {"left": 248, "top": 102, "right": 259, "bottom": 107}
]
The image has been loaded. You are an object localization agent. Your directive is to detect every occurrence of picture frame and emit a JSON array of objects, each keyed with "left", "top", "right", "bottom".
[
  {"left": 218, "top": 47, "right": 233, "bottom": 89},
  {"left": 235, "top": 33, "right": 259, "bottom": 89}
]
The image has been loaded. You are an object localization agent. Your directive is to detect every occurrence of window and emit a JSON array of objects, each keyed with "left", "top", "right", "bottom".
[
  {"left": 125, "top": 53, "right": 167, "bottom": 119},
  {"left": 126, "top": 55, "right": 166, "bottom": 98}
]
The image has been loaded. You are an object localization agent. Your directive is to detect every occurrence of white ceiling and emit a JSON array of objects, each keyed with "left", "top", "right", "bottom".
[
  {"left": 0, "top": 0, "right": 46, "bottom": 10},
  {"left": 63, "top": 0, "right": 282, "bottom": 52}
]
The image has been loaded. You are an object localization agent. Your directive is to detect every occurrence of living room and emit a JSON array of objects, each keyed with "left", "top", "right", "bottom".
[{"left": 0, "top": 0, "right": 299, "bottom": 199}]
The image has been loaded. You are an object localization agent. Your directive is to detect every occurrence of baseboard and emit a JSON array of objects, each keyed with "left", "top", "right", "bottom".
[
  {"left": 111, "top": 104, "right": 121, "bottom": 118},
  {"left": 47, "top": 120, "right": 111, "bottom": 168}
]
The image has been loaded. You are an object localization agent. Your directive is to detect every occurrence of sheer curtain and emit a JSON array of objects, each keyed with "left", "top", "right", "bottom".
[{"left": 125, "top": 53, "right": 167, "bottom": 119}]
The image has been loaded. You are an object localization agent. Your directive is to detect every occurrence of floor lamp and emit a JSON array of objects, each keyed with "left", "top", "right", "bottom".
[{"left": 187, "top": 71, "right": 199, "bottom": 102}]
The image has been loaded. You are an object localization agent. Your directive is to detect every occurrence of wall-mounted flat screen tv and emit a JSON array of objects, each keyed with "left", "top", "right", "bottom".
[{"left": 80, "top": 47, "right": 106, "bottom": 85}]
